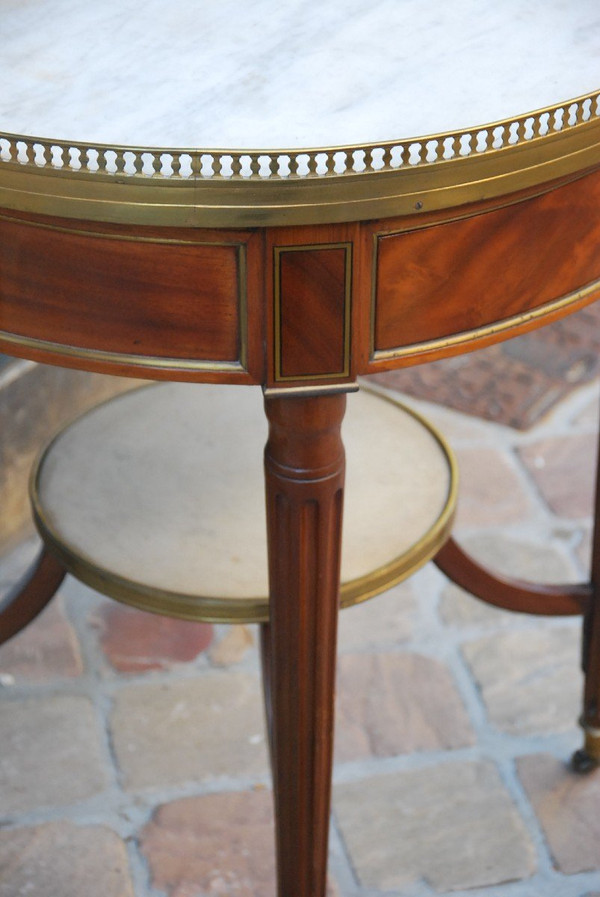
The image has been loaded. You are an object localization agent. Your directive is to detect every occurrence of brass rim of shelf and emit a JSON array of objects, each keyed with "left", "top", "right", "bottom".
[
  {"left": 0, "top": 91, "right": 599, "bottom": 226},
  {"left": 29, "top": 386, "right": 458, "bottom": 624}
]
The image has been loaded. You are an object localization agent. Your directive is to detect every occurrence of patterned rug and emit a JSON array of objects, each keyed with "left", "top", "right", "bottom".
[{"left": 371, "top": 302, "right": 600, "bottom": 430}]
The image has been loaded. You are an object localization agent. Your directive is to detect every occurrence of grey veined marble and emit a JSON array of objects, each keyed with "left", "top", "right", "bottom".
[{"left": 1, "top": 0, "right": 599, "bottom": 148}]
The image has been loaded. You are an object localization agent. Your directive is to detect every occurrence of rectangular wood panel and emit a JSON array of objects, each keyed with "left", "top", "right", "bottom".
[
  {"left": 0, "top": 218, "right": 245, "bottom": 365},
  {"left": 275, "top": 245, "right": 351, "bottom": 382},
  {"left": 372, "top": 171, "right": 600, "bottom": 357}
]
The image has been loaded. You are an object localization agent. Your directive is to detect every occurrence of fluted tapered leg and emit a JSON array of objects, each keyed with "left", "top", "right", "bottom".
[
  {"left": 574, "top": 418, "right": 600, "bottom": 771},
  {"left": 571, "top": 391, "right": 600, "bottom": 772},
  {"left": 263, "top": 392, "right": 346, "bottom": 897}
]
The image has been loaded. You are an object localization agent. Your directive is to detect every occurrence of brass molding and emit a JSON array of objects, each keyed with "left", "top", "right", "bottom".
[
  {"left": 0, "top": 330, "right": 248, "bottom": 376},
  {"left": 29, "top": 386, "right": 457, "bottom": 624},
  {"left": 1, "top": 91, "right": 599, "bottom": 227},
  {"left": 371, "top": 277, "right": 600, "bottom": 365},
  {"left": 237, "top": 244, "right": 249, "bottom": 373},
  {"left": 263, "top": 383, "right": 359, "bottom": 398}
]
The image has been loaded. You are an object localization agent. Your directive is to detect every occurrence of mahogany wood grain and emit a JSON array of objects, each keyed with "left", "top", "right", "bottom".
[
  {"left": 276, "top": 246, "right": 349, "bottom": 380},
  {"left": 259, "top": 622, "right": 274, "bottom": 768},
  {"left": 0, "top": 220, "right": 236, "bottom": 358},
  {"left": 0, "top": 212, "right": 265, "bottom": 383},
  {"left": 3, "top": 174, "right": 600, "bottom": 385},
  {"left": 435, "top": 537, "right": 590, "bottom": 616},
  {"left": 263, "top": 392, "right": 345, "bottom": 897},
  {"left": 2, "top": 150, "right": 600, "bottom": 881},
  {"left": 265, "top": 223, "right": 359, "bottom": 389},
  {"left": 367, "top": 169, "right": 600, "bottom": 365},
  {"left": 0, "top": 548, "right": 65, "bottom": 645}
]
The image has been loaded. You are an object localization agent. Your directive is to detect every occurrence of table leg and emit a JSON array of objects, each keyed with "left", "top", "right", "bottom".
[
  {"left": 263, "top": 391, "right": 346, "bottom": 897},
  {"left": 259, "top": 622, "right": 274, "bottom": 768},
  {"left": 573, "top": 418, "right": 600, "bottom": 772},
  {"left": 0, "top": 547, "right": 65, "bottom": 646}
]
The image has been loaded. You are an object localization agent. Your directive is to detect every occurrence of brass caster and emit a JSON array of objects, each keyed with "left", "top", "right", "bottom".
[
  {"left": 571, "top": 748, "right": 599, "bottom": 775},
  {"left": 572, "top": 722, "right": 600, "bottom": 774}
]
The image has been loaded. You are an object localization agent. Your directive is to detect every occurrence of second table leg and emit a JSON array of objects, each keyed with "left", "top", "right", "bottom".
[
  {"left": 574, "top": 412, "right": 600, "bottom": 771},
  {"left": 263, "top": 391, "right": 346, "bottom": 897}
]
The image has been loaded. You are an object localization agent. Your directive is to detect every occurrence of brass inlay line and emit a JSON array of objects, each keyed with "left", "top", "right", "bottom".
[
  {"left": 371, "top": 278, "right": 600, "bottom": 363},
  {"left": 237, "top": 244, "right": 248, "bottom": 372},
  {"left": 273, "top": 243, "right": 352, "bottom": 383}
]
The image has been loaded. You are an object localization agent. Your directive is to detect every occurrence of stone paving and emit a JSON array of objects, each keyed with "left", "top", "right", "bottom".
[{"left": 1, "top": 376, "right": 600, "bottom": 896}]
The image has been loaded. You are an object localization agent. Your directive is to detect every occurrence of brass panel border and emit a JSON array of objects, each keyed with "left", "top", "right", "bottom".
[
  {"left": 263, "top": 382, "right": 359, "bottom": 398},
  {"left": 29, "top": 385, "right": 457, "bottom": 624},
  {"left": 371, "top": 277, "right": 600, "bottom": 365},
  {"left": 0, "top": 330, "right": 248, "bottom": 376},
  {"left": 273, "top": 242, "right": 352, "bottom": 383},
  {"left": 367, "top": 177, "right": 600, "bottom": 362},
  {"left": 0, "top": 91, "right": 599, "bottom": 226},
  {"left": 0, "top": 214, "right": 250, "bottom": 374}
]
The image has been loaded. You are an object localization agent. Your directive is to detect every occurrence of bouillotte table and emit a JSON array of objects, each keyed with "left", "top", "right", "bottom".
[{"left": 1, "top": 2, "right": 600, "bottom": 894}]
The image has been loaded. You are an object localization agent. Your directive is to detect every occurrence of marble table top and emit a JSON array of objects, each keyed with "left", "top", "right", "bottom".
[{"left": 1, "top": 0, "right": 599, "bottom": 149}]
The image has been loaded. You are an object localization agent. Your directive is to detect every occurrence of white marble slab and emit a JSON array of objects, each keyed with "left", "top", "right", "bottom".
[{"left": 0, "top": 0, "right": 599, "bottom": 148}]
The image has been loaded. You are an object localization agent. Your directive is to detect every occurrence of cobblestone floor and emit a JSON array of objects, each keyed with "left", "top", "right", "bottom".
[{"left": 1, "top": 376, "right": 600, "bottom": 896}]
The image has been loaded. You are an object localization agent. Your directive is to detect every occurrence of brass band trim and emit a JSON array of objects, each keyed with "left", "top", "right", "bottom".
[
  {"left": 29, "top": 386, "right": 457, "bottom": 624},
  {"left": 263, "top": 383, "right": 360, "bottom": 398},
  {"left": 0, "top": 330, "right": 247, "bottom": 376},
  {"left": 1, "top": 92, "right": 599, "bottom": 226},
  {"left": 371, "top": 277, "right": 600, "bottom": 364}
]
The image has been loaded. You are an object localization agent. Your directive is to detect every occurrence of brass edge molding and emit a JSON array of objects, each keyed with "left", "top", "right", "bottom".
[
  {"left": 338, "top": 385, "right": 458, "bottom": 608},
  {"left": 263, "top": 383, "right": 359, "bottom": 398},
  {"left": 32, "top": 510, "right": 268, "bottom": 624},
  {"left": 0, "top": 210, "right": 251, "bottom": 245},
  {"left": 0, "top": 330, "right": 247, "bottom": 375},
  {"left": 273, "top": 242, "right": 352, "bottom": 383},
  {"left": 26, "top": 383, "right": 255, "bottom": 624},
  {"left": 29, "top": 385, "right": 457, "bottom": 624},
  {"left": 368, "top": 174, "right": 589, "bottom": 239},
  {"left": 0, "top": 93, "right": 599, "bottom": 226},
  {"left": 372, "top": 277, "right": 600, "bottom": 364}
]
